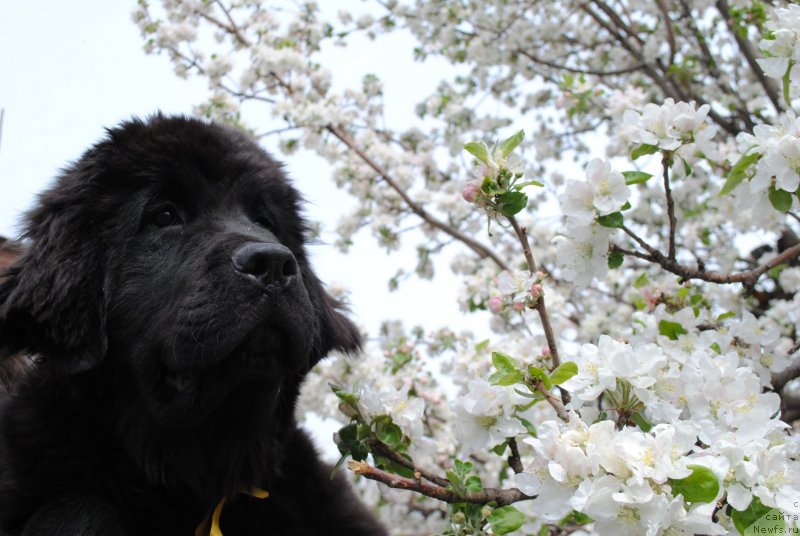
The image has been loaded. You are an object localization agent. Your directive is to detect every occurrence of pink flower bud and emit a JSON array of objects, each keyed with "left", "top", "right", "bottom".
[
  {"left": 529, "top": 283, "right": 543, "bottom": 299},
  {"left": 461, "top": 182, "right": 481, "bottom": 203},
  {"left": 487, "top": 296, "right": 504, "bottom": 313},
  {"left": 512, "top": 302, "right": 526, "bottom": 312}
]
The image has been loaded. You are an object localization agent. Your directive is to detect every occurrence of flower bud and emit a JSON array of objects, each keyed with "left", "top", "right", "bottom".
[
  {"left": 529, "top": 283, "right": 543, "bottom": 299},
  {"left": 487, "top": 296, "right": 504, "bottom": 313},
  {"left": 461, "top": 182, "right": 481, "bottom": 203}
]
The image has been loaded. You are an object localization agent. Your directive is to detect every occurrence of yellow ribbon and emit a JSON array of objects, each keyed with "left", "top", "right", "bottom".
[{"left": 195, "top": 487, "right": 270, "bottom": 536}]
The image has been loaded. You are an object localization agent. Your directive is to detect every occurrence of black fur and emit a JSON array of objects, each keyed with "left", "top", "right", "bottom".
[{"left": 0, "top": 115, "right": 385, "bottom": 535}]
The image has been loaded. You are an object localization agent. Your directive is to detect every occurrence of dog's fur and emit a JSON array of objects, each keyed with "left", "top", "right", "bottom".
[{"left": 0, "top": 116, "right": 386, "bottom": 535}]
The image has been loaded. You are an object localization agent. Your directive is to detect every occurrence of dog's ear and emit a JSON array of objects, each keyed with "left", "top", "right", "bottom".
[
  {"left": 0, "top": 171, "right": 108, "bottom": 373},
  {"left": 319, "top": 289, "right": 362, "bottom": 355},
  {"left": 304, "top": 273, "right": 361, "bottom": 365}
]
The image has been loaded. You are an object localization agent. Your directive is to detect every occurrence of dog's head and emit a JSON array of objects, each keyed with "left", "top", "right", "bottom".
[{"left": 0, "top": 115, "right": 360, "bottom": 426}]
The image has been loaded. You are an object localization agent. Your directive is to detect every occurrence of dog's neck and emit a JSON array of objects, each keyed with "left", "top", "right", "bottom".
[{"left": 92, "top": 364, "right": 301, "bottom": 506}]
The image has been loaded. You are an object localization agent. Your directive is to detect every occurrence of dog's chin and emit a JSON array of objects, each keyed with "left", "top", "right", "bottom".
[{"left": 148, "top": 330, "right": 306, "bottom": 429}]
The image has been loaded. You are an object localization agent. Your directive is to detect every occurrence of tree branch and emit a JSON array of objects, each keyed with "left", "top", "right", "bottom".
[
  {"left": 326, "top": 125, "right": 510, "bottom": 270},
  {"left": 506, "top": 215, "right": 569, "bottom": 404},
  {"left": 773, "top": 342, "right": 800, "bottom": 392},
  {"left": 662, "top": 153, "right": 677, "bottom": 261},
  {"left": 369, "top": 440, "right": 451, "bottom": 488},
  {"left": 655, "top": 0, "right": 676, "bottom": 66},
  {"left": 348, "top": 460, "right": 533, "bottom": 506},
  {"left": 715, "top": 0, "right": 784, "bottom": 115},
  {"left": 613, "top": 239, "right": 800, "bottom": 287}
]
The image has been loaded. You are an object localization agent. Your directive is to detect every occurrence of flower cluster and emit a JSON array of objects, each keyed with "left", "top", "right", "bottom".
[
  {"left": 515, "top": 415, "right": 724, "bottom": 535},
  {"left": 736, "top": 110, "right": 800, "bottom": 195},
  {"left": 758, "top": 4, "right": 800, "bottom": 91},
  {"left": 558, "top": 307, "right": 800, "bottom": 526},
  {"left": 620, "top": 99, "right": 716, "bottom": 157},
  {"left": 486, "top": 270, "right": 545, "bottom": 314},
  {"left": 556, "top": 158, "right": 629, "bottom": 286},
  {"left": 452, "top": 379, "right": 527, "bottom": 456}
]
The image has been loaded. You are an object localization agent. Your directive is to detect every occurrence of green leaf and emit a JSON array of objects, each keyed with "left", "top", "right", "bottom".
[
  {"left": 514, "top": 180, "right": 544, "bottom": 190},
  {"left": 631, "top": 143, "right": 659, "bottom": 160},
  {"left": 497, "top": 129, "right": 525, "bottom": 158},
  {"left": 768, "top": 186, "right": 793, "bottom": 213},
  {"left": 373, "top": 455, "right": 415, "bottom": 479},
  {"left": 669, "top": 465, "right": 719, "bottom": 503},
  {"left": 490, "top": 370, "right": 525, "bottom": 386},
  {"left": 717, "top": 311, "right": 736, "bottom": 322},
  {"left": 498, "top": 191, "right": 529, "bottom": 216},
  {"left": 720, "top": 152, "right": 761, "bottom": 196},
  {"left": 516, "top": 416, "right": 537, "bottom": 437},
  {"left": 659, "top": 320, "right": 688, "bottom": 340},
  {"left": 336, "top": 423, "right": 358, "bottom": 454},
  {"left": 351, "top": 440, "right": 369, "bottom": 461},
  {"left": 597, "top": 211, "right": 624, "bottom": 228},
  {"left": 481, "top": 176, "right": 501, "bottom": 194},
  {"left": 622, "top": 170, "right": 653, "bottom": 185},
  {"left": 732, "top": 496, "right": 784, "bottom": 535},
  {"left": 768, "top": 263, "right": 787, "bottom": 280},
  {"left": 454, "top": 459, "right": 473, "bottom": 475},
  {"left": 329, "top": 383, "right": 359, "bottom": 406},
  {"left": 487, "top": 505, "right": 526, "bottom": 535},
  {"left": 492, "top": 352, "right": 519, "bottom": 374},
  {"left": 633, "top": 273, "right": 650, "bottom": 289},
  {"left": 377, "top": 422, "right": 403, "bottom": 448},
  {"left": 549, "top": 361, "right": 579, "bottom": 386},
  {"left": 630, "top": 411, "right": 652, "bottom": 432},
  {"left": 710, "top": 342, "right": 722, "bottom": 355},
  {"left": 558, "top": 510, "right": 593, "bottom": 526},
  {"left": 682, "top": 158, "right": 692, "bottom": 176},
  {"left": 527, "top": 365, "right": 552, "bottom": 390},
  {"left": 608, "top": 250, "right": 624, "bottom": 269},
  {"left": 446, "top": 470, "right": 466, "bottom": 498},
  {"left": 464, "top": 141, "right": 490, "bottom": 164},
  {"left": 465, "top": 475, "right": 483, "bottom": 493},
  {"left": 783, "top": 62, "right": 794, "bottom": 108},
  {"left": 491, "top": 442, "right": 508, "bottom": 456}
]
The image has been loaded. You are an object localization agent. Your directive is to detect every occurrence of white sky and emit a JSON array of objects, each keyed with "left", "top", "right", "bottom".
[{"left": 0, "top": 1, "right": 490, "bottom": 338}]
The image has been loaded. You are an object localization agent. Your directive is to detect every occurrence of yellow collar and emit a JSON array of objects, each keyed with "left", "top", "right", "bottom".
[{"left": 195, "top": 487, "right": 270, "bottom": 536}]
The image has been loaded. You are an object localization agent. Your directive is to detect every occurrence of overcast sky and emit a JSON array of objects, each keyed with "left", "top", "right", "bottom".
[{"left": 0, "top": 1, "right": 491, "bottom": 338}]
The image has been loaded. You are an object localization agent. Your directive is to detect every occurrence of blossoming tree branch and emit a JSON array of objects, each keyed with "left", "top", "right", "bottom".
[{"left": 135, "top": 1, "right": 800, "bottom": 534}]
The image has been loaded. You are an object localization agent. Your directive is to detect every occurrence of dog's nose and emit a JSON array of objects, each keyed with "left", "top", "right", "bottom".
[{"left": 232, "top": 242, "right": 298, "bottom": 286}]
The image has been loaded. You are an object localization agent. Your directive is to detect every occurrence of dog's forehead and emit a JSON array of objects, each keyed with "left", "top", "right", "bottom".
[{"left": 104, "top": 116, "right": 296, "bottom": 200}]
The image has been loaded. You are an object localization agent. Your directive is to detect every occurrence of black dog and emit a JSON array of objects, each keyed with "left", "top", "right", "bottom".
[{"left": 0, "top": 115, "right": 386, "bottom": 535}]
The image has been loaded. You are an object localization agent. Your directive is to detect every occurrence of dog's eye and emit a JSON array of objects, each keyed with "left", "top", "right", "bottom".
[
  {"left": 254, "top": 214, "right": 275, "bottom": 231},
  {"left": 150, "top": 207, "right": 180, "bottom": 228}
]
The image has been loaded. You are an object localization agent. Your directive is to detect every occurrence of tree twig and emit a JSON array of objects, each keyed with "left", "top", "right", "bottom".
[
  {"left": 506, "top": 215, "right": 569, "bottom": 404},
  {"left": 532, "top": 380, "right": 569, "bottom": 422},
  {"left": 369, "top": 440, "right": 450, "bottom": 488},
  {"left": 662, "top": 153, "right": 677, "bottom": 261},
  {"left": 348, "top": 460, "right": 532, "bottom": 506},
  {"left": 507, "top": 437, "right": 524, "bottom": 474}
]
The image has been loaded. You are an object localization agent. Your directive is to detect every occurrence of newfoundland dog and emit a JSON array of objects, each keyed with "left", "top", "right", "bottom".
[{"left": 0, "top": 115, "right": 386, "bottom": 535}]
